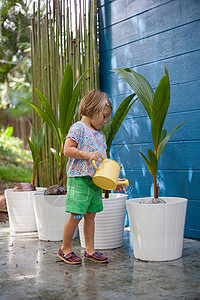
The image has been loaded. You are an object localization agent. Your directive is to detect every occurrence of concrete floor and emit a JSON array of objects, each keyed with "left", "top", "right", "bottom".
[{"left": 0, "top": 222, "right": 200, "bottom": 300}]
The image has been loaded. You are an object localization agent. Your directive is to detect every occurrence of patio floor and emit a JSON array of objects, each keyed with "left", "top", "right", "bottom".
[{"left": 0, "top": 221, "right": 200, "bottom": 300}]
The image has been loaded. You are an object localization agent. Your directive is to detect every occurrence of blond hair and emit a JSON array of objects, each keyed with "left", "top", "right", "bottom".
[{"left": 79, "top": 89, "right": 112, "bottom": 117}]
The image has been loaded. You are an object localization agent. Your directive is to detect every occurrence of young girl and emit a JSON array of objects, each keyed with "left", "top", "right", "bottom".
[{"left": 57, "top": 89, "right": 123, "bottom": 265}]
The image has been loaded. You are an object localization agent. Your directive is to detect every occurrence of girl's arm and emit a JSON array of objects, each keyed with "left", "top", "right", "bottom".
[{"left": 64, "top": 137, "right": 100, "bottom": 160}]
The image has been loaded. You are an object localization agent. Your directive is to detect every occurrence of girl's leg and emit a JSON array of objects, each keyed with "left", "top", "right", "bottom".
[
  {"left": 83, "top": 212, "right": 96, "bottom": 255},
  {"left": 83, "top": 212, "right": 108, "bottom": 263},
  {"left": 61, "top": 213, "right": 82, "bottom": 254}
]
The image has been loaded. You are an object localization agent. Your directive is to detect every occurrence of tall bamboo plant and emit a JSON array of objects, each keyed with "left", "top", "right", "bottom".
[
  {"left": 18, "top": 63, "right": 88, "bottom": 185},
  {"left": 113, "top": 65, "right": 185, "bottom": 202},
  {"left": 31, "top": 0, "right": 99, "bottom": 186}
]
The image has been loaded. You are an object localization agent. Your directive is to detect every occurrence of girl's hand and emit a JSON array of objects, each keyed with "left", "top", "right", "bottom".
[
  {"left": 115, "top": 178, "right": 126, "bottom": 193},
  {"left": 88, "top": 151, "right": 101, "bottom": 161}
]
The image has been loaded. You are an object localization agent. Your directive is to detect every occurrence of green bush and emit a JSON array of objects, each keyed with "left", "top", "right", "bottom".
[
  {"left": 0, "top": 126, "right": 32, "bottom": 183},
  {"left": 0, "top": 164, "right": 32, "bottom": 182}
]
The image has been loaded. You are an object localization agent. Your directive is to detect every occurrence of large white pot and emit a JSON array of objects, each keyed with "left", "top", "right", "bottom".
[
  {"left": 33, "top": 191, "right": 78, "bottom": 241},
  {"left": 126, "top": 197, "right": 187, "bottom": 261},
  {"left": 5, "top": 188, "right": 46, "bottom": 233},
  {"left": 79, "top": 193, "right": 127, "bottom": 249}
]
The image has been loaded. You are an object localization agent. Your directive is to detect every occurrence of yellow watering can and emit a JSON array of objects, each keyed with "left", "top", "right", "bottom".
[{"left": 92, "top": 156, "right": 129, "bottom": 190}]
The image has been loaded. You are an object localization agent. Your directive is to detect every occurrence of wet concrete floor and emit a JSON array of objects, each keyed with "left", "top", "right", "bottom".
[{"left": 0, "top": 222, "right": 200, "bottom": 300}]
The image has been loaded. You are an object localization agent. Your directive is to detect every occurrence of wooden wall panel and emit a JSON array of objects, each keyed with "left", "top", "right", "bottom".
[
  {"left": 111, "top": 141, "right": 200, "bottom": 170},
  {"left": 98, "top": 0, "right": 200, "bottom": 239},
  {"left": 112, "top": 111, "right": 200, "bottom": 144},
  {"left": 110, "top": 79, "right": 200, "bottom": 117}
]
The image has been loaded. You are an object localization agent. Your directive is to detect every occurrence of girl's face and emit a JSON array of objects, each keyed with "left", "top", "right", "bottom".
[{"left": 90, "top": 106, "right": 112, "bottom": 130}]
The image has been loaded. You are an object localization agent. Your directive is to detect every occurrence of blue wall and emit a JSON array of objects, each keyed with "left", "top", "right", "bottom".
[{"left": 98, "top": 0, "right": 200, "bottom": 239}]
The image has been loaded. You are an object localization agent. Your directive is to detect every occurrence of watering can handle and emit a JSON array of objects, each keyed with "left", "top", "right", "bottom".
[{"left": 92, "top": 155, "right": 104, "bottom": 170}]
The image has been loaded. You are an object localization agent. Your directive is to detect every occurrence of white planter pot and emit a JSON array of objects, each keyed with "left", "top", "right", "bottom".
[
  {"left": 79, "top": 193, "right": 127, "bottom": 249},
  {"left": 126, "top": 197, "right": 187, "bottom": 261},
  {"left": 33, "top": 191, "right": 78, "bottom": 241},
  {"left": 5, "top": 188, "right": 46, "bottom": 233}
]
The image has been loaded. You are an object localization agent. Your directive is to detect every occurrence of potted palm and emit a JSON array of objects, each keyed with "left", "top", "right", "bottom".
[
  {"left": 5, "top": 124, "right": 45, "bottom": 232},
  {"left": 113, "top": 65, "right": 187, "bottom": 261},
  {"left": 79, "top": 93, "right": 138, "bottom": 249},
  {"left": 18, "top": 63, "right": 88, "bottom": 241}
]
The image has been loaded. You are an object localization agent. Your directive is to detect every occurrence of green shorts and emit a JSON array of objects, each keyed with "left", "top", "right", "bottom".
[{"left": 65, "top": 176, "right": 103, "bottom": 214}]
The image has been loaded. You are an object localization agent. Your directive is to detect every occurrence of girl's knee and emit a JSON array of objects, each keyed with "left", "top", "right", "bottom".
[{"left": 84, "top": 212, "right": 96, "bottom": 221}]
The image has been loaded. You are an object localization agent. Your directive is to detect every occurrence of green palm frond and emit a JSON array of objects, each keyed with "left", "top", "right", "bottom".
[
  {"left": 106, "top": 93, "right": 137, "bottom": 156},
  {"left": 112, "top": 68, "right": 154, "bottom": 119},
  {"left": 151, "top": 73, "right": 170, "bottom": 152}
]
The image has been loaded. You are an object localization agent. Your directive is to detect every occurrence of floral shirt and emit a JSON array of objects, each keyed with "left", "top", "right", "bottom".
[{"left": 66, "top": 121, "right": 107, "bottom": 177}]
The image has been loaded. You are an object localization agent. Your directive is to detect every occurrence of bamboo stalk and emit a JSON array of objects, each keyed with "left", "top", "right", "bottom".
[
  {"left": 32, "top": 0, "right": 99, "bottom": 187},
  {"left": 0, "top": 209, "right": 8, "bottom": 213},
  {"left": 92, "top": 0, "right": 99, "bottom": 89}
]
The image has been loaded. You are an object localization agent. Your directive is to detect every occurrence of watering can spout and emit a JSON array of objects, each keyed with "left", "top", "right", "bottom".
[
  {"left": 92, "top": 156, "right": 129, "bottom": 190},
  {"left": 117, "top": 179, "right": 129, "bottom": 187}
]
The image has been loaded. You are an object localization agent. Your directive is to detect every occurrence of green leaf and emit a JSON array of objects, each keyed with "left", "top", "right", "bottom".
[
  {"left": 3, "top": 126, "right": 13, "bottom": 138},
  {"left": 16, "top": 97, "right": 54, "bottom": 130},
  {"left": 147, "top": 149, "right": 158, "bottom": 176},
  {"left": 30, "top": 123, "right": 35, "bottom": 145},
  {"left": 35, "top": 89, "right": 58, "bottom": 129},
  {"left": 151, "top": 73, "right": 170, "bottom": 151},
  {"left": 16, "top": 97, "right": 62, "bottom": 147},
  {"left": 112, "top": 68, "right": 154, "bottom": 119},
  {"left": 36, "top": 124, "right": 45, "bottom": 154},
  {"left": 157, "top": 123, "right": 185, "bottom": 160},
  {"left": 25, "top": 136, "right": 36, "bottom": 161},
  {"left": 50, "top": 148, "right": 61, "bottom": 165},
  {"left": 165, "top": 64, "right": 169, "bottom": 77},
  {"left": 63, "top": 69, "right": 89, "bottom": 141},
  {"left": 158, "top": 129, "right": 167, "bottom": 145},
  {"left": 34, "top": 156, "right": 41, "bottom": 169},
  {"left": 106, "top": 93, "right": 137, "bottom": 155},
  {"left": 137, "top": 150, "right": 153, "bottom": 176},
  {"left": 58, "top": 64, "right": 73, "bottom": 138}
]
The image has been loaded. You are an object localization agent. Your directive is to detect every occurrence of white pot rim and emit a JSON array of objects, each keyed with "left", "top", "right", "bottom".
[
  {"left": 126, "top": 197, "right": 187, "bottom": 205},
  {"left": 5, "top": 188, "right": 37, "bottom": 194},
  {"left": 102, "top": 193, "right": 127, "bottom": 199}
]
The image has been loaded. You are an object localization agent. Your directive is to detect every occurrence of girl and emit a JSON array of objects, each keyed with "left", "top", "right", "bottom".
[{"left": 57, "top": 89, "right": 124, "bottom": 265}]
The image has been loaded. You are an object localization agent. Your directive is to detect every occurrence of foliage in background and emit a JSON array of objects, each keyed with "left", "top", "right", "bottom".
[
  {"left": 0, "top": 0, "right": 33, "bottom": 114},
  {"left": 113, "top": 65, "right": 185, "bottom": 201},
  {"left": 31, "top": 0, "right": 99, "bottom": 187},
  {"left": 0, "top": 126, "right": 32, "bottom": 182}
]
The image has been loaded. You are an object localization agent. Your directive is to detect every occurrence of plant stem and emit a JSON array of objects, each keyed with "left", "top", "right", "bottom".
[
  {"left": 58, "top": 146, "right": 64, "bottom": 185},
  {"left": 104, "top": 190, "right": 109, "bottom": 198},
  {"left": 31, "top": 167, "right": 36, "bottom": 185},
  {"left": 153, "top": 175, "right": 159, "bottom": 198}
]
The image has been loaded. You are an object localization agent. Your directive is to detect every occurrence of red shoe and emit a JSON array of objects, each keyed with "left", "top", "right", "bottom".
[
  {"left": 84, "top": 251, "right": 108, "bottom": 263},
  {"left": 57, "top": 248, "right": 82, "bottom": 265}
]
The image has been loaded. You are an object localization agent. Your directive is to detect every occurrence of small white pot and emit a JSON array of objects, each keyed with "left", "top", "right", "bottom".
[
  {"left": 5, "top": 188, "right": 46, "bottom": 233},
  {"left": 79, "top": 193, "right": 127, "bottom": 249},
  {"left": 33, "top": 191, "right": 78, "bottom": 241},
  {"left": 126, "top": 197, "right": 187, "bottom": 261}
]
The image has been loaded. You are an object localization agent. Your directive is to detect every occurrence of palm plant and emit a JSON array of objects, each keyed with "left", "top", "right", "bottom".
[
  {"left": 102, "top": 93, "right": 137, "bottom": 198},
  {"left": 18, "top": 63, "right": 88, "bottom": 185},
  {"left": 113, "top": 65, "right": 185, "bottom": 202},
  {"left": 25, "top": 123, "right": 45, "bottom": 186},
  {"left": 106, "top": 93, "right": 137, "bottom": 158}
]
